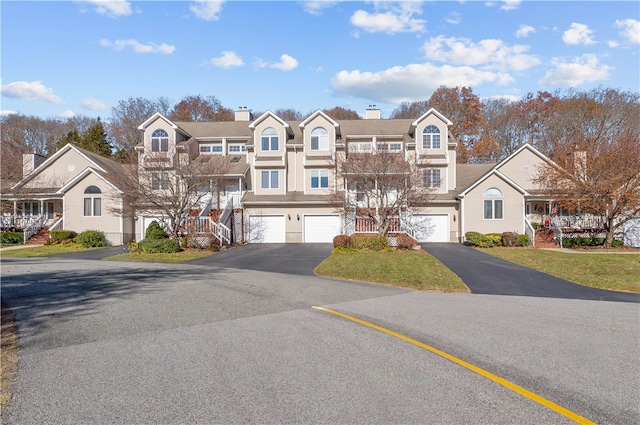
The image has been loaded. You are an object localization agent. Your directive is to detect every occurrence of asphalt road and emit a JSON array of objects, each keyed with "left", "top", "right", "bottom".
[{"left": 1, "top": 250, "right": 638, "bottom": 424}]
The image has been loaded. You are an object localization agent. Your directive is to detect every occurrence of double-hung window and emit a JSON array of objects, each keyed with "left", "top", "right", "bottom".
[
  {"left": 422, "top": 168, "right": 442, "bottom": 188},
  {"left": 310, "top": 169, "right": 329, "bottom": 189},
  {"left": 151, "top": 129, "right": 169, "bottom": 152},
  {"left": 83, "top": 185, "right": 102, "bottom": 217},
  {"left": 261, "top": 127, "right": 279, "bottom": 151},
  {"left": 483, "top": 188, "right": 504, "bottom": 219},
  {"left": 422, "top": 125, "right": 441, "bottom": 149},
  {"left": 152, "top": 172, "right": 170, "bottom": 190},
  {"left": 261, "top": 170, "right": 279, "bottom": 189},
  {"left": 310, "top": 127, "right": 329, "bottom": 151}
]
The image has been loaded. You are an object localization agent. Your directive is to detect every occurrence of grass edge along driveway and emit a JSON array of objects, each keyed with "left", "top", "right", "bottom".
[
  {"left": 480, "top": 247, "right": 640, "bottom": 293},
  {"left": 315, "top": 249, "right": 468, "bottom": 293}
]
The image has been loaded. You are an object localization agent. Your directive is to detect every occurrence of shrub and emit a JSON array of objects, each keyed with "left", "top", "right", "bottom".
[
  {"left": 531, "top": 222, "right": 541, "bottom": 230},
  {"left": 50, "top": 230, "right": 77, "bottom": 244},
  {"left": 518, "top": 234, "right": 529, "bottom": 247},
  {"left": 136, "top": 238, "right": 180, "bottom": 253},
  {"left": 74, "top": 230, "right": 107, "bottom": 248},
  {"left": 350, "top": 234, "right": 389, "bottom": 251},
  {"left": 0, "top": 232, "right": 23, "bottom": 245},
  {"left": 465, "top": 232, "right": 502, "bottom": 248},
  {"left": 333, "top": 235, "right": 351, "bottom": 248},
  {"left": 464, "top": 231, "right": 484, "bottom": 246},
  {"left": 612, "top": 239, "right": 624, "bottom": 247},
  {"left": 562, "top": 236, "right": 605, "bottom": 248},
  {"left": 502, "top": 232, "right": 519, "bottom": 247},
  {"left": 393, "top": 234, "right": 417, "bottom": 249},
  {"left": 145, "top": 221, "right": 168, "bottom": 240},
  {"left": 485, "top": 233, "right": 503, "bottom": 247}
]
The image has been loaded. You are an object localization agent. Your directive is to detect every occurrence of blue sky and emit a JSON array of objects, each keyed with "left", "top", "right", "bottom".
[{"left": 1, "top": 1, "right": 639, "bottom": 120}]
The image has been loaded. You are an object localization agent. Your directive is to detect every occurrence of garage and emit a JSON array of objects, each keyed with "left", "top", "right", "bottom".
[
  {"left": 413, "top": 214, "right": 449, "bottom": 242},
  {"left": 248, "top": 215, "right": 286, "bottom": 243},
  {"left": 304, "top": 215, "right": 341, "bottom": 243}
]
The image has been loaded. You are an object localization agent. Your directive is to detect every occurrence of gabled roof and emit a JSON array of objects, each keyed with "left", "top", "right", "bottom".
[
  {"left": 409, "top": 108, "right": 453, "bottom": 136},
  {"left": 57, "top": 167, "right": 122, "bottom": 194},
  {"left": 299, "top": 110, "right": 341, "bottom": 135},
  {"left": 249, "top": 110, "right": 294, "bottom": 137},
  {"left": 137, "top": 112, "right": 191, "bottom": 138}
]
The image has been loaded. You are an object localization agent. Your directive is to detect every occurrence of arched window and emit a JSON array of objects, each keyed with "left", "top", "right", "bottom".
[
  {"left": 83, "top": 186, "right": 102, "bottom": 217},
  {"left": 151, "top": 129, "right": 169, "bottom": 152},
  {"left": 483, "top": 187, "right": 503, "bottom": 220},
  {"left": 261, "top": 127, "right": 279, "bottom": 151},
  {"left": 422, "top": 125, "right": 441, "bottom": 149},
  {"left": 310, "top": 127, "right": 329, "bottom": 150}
]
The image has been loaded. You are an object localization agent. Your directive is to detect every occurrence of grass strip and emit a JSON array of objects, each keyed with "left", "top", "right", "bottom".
[
  {"left": 481, "top": 247, "right": 640, "bottom": 293},
  {"left": 315, "top": 249, "right": 468, "bottom": 292},
  {"left": 1, "top": 301, "right": 18, "bottom": 412},
  {"left": 0, "top": 244, "right": 89, "bottom": 257},
  {"left": 105, "top": 250, "right": 213, "bottom": 263}
]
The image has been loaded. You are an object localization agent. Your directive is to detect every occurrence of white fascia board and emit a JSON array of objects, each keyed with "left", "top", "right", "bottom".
[
  {"left": 459, "top": 168, "right": 527, "bottom": 197},
  {"left": 56, "top": 167, "right": 122, "bottom": 194},
  {"left": 299, "top": 110, "right": 340, "bottom": 130},
  {"left": 137, "top": 113, "right": 191, "bottom": 138},
  {"left": 248, "top": 110, "right": 291, "bottom": 130},
  {"left": 411, "top": 108, "right": 453, "bottom": 128}
]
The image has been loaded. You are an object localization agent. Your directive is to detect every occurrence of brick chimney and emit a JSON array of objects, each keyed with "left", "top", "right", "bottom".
[
  {"left": 365, "top": 104, "right": 381, "bottom": 119},
  {"left": 235, "top": 106, "right": 253, "bottom": 122}
]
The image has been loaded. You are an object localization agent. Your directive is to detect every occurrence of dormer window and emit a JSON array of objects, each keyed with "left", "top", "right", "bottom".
[
  {"left": 200, "top": 144, "right": 223, "bottom": 154},
  {"left": 151, "top": 129, "right": 169, "bottom": 152},
  {"left": 310, "top": 127, "right": 329, "bottom": 151},
  {"left": 422, "top": 125, "right": 441, "bottom": 149},
  {"left": 261, "top": 127, "right": 279, "bottom": 151}
]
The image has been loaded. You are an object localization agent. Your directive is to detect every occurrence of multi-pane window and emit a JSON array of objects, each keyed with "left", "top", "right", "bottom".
[
  {"left": 229, "top": 144, "right": 246, "bottom": 153},
  {"left": 422, "top": 125, "right": 441, "bottom": 149},
  {"left": 349, "top": 142, "right": 373, "bottom": 152},
  {"left": 200, "top": 145, "right": 223, "bottom": 154},
  {"left": 310, "top": 127, "right": 329, "bottom": 150},
  {"left": 310, "top": 169, "right": 329, "bottom": 189},
  {"left": 483, "top": 187, "right": 504, "bottom": 219},
  {"left": 261, "top": 170, "right": 279, "bottom": 189},
  {"left": 377, "top": 142, "right": 402, "bottom": 151},
  {"left": 152, "top": 173, "right": 170, "bottom": 190},
  {"left": 83, "top": 185, "right": 102, "bottom": 217},
  {"left": 261, "top": 127, "right": 279, "bottom": 151},
  {"left": 151, "top": 129, "right": 169, "bottom": 152},
  {"left": 422, "top": 168, "right": 442, "bottom": 188}
]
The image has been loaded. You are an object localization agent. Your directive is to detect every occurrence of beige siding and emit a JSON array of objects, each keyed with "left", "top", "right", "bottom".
[
  {"left": 24, "top": 149, "right": 96, "bottom": 189},
  {"left": 302, "top": 115, "right": 336, "bottom": 154},
  {"left": 496, "top": 147, "right": 546, "bottom": 192},
  {"left": 415, "top": 114, "right": 448, "bottom": 157},
  {"left": 245, "top": 206, "right": 342, "bottom": 243},
  {"left": 142, "top": 117, "right": 177, "bottom": 155},
  {"left": 463, "top": 174, "right": 525, "bottom": 235}
]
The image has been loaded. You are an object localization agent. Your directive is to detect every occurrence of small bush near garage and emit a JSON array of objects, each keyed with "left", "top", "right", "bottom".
[
  {"left": 145, "top": 221, "right": 168, "bottom": 240},
  {"left": 333, "top": 234, "right": 351, "bottom": 248},
  {"left": 0, "top": 232, "right": 23, "bottom": 245},
  {"left": 49, "top": 230, "right": 77, "bottom": 244},
  {"left": 135, "top": 238, "right": 180, "bottom": 254},
  {"left": 350, "top": 234, "right": 390, "bottom": 251},
  {"left": 518, "top": 234, "right": 529, "bottom": 247},
  {"left": 74, "top": 230, "right": 107, "bottom": 248},
  {"left": 502, "top": 232, "right": 519, "bottom": 247}
]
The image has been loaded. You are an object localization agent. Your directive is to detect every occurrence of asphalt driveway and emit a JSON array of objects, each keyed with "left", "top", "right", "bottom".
[{"left": 423, "top": 243, "right": 639, "bottom": 303}]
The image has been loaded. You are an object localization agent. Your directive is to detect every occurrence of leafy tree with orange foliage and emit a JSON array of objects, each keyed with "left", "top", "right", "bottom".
[{"left": 169, "top": 95, "right": 234, "bottom": 122}]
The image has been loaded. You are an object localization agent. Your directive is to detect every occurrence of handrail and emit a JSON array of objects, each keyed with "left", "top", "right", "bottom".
[
  {"left": 219, "top": 199, "right": 233, "bottom": 226},
  {"left": 23, "top": 214, "right": 47, "bottom": 244},
  {"left": 550, "top": 218, "right": 563, "bottom": 248},
  {"left": 524, "top": 218, "right": 535, "bottom": 247},
  {"left": 49, "top": 216, "right": 64, "bottom": 232}
]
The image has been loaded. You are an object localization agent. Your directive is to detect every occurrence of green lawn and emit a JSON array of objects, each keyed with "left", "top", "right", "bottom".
[
  {"left": 480, "top": 247, "right": 640, "bottom": 293},
  {"left": 105, "top": 250, "right": 213, "bottom": 263},
  {"left": 0, "top": 244, "right": 90, "bottom": 257},
  {"left": 314, "top": 249, "right": 468, "bottom": 292}
]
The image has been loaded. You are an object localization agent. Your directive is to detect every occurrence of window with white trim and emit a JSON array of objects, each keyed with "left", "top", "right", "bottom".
[
  {"left": 422, "top": 168, "right": 442, "bottom": 188},
  {"left": 228, "top": 144, "right": 246, "bottom": 153},
  {"left": 310, "top": 127, "right": 329, "bottom": 151},
  {"left": 199, "top": 144, "right": 223, "bottom": 154},
  {"left": 377, "top": 142, "right": 402, "bottom": 152},
  {"left": 83, "top": 185, "right": 102, "bottom": 217},
  {"left": 349, "top": 142, "right": 372, "bottom": 152},
  {"left": 152, "top": 172, "right": 170, "bottom": 190},
  {"left": 310, "top": 169, "right": 329, "bottom": 189},
  {"left": 261, "top": 170, "right": 279, "bottom": 189},
  {"left": 261, "top": 127, "right": 279, "bottom": 151},
  {"left": 422, "top": 125, "right": 441, "bottom": 149},
  {"left": 483, "top": 187, "right": 503, "bottom": 220},
  {"left": 151, "top": 129, "right": 169, "bottom": 152}
]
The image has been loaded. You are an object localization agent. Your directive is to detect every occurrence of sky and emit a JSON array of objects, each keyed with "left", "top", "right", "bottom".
[{"left": 1, "top": 0, "right": 639, "bottom": 120}]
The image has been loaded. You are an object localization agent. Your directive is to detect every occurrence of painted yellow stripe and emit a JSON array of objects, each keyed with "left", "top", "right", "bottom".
[{"left": 312, "top": 306, "right": 596, "bottom": 425}]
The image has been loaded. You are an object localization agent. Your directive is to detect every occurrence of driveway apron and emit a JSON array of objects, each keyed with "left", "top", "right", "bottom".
[{"left": 423, "top": 243, "right": 639, "bottom": 303}]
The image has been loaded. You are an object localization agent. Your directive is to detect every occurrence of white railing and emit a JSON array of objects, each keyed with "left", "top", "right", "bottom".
[
  {"left": 550, "top": 220, "right": 563, "bottom": 248},
  {"left": 49, "top": 216, "right": 64, "bottom": 232},
  {"left": 524, "top": 218, "right": 535, "bottom": 247},
  {"left": 219, "top": 199, "right": 233, "bottom": 226},
  {"left": 183, "top": 216, "right": 231, "bottom": 246},
  {"left": 23, "top": 214, "right": 46, "bottom": 244}
]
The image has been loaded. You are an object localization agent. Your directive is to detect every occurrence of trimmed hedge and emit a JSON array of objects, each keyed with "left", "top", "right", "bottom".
[
  {"left": 0, "top": 232, "right": 23, "bottom": 245},
  {"left": 465, "top": 231, "right": 528, "bottom": 248},
  {"left": 145, "top": 221, "right": 168, "bottom": 240},
  {"left": 50, "top": 230, "right": 77, "bottom": 244},
  {"left": 74, "top": 230, "right": 107, "bottom": 248},
  {"left": 135, "top": 238, "right": 181, "bottom": 253},
  {"left": 350, "top": 234, "right": 389, "bottom": 251},
  {"left": 562, "top": 237, "right": 605, "bottom": 248}
]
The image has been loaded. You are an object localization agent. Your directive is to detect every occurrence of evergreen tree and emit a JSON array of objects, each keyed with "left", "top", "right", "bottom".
[
  {"left": 55, "top": 130, "right": 82, "bottom": 152},
  {"left": 79, "top": 118, "right": 112, "bottom": 157}
]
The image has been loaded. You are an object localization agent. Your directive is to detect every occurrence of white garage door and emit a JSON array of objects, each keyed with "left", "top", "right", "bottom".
[
  {"left": 304, "top": 215, "right": 341, "bottom": 243},
  {"left": 413, "top": 214, "right": 449, "bottom": 242},
  {"left": 248, "top": 215, "right": 286, "bottom": 243}
]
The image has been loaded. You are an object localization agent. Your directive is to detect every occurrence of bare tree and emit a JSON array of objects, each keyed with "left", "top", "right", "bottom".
[
  {"left": 273, "top": 108, "right": 303, "bottom": 121},
  {"left": 335, "top": 149, "right": 433, "bottom": 237},
  {"left": 108, "top": 96, "right": 172, "bottom": 154},
  {"left": 534, "top": 133, "right": 640, "bottom": 247},
  {"left": 115, "top": 149, "right": 232, "bottom": 241}
]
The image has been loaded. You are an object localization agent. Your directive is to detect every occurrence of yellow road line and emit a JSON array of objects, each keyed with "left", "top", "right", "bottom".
[{"left": 312, "top": 306, "right": 596, "bottom": 425}]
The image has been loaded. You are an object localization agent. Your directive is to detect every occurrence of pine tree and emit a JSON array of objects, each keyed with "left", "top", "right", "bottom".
[{"left": 79, "top": 118, "right": 112, "bottom": 157}]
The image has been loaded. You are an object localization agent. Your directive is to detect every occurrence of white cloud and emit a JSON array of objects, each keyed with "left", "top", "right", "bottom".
[
  {"left": 58, "top": 110, "right": 76, "bottom": 118},
  {"left": 270, "top": 54, "right": 299, "bottom": 71},
  {"left": 331, "top": 63, "right": 513, "bottom": 104},
  {"left": 608, "top": 40, "right": 620, "bottom": 48},
  {"left": 209, "top": 51, "right": 244, "bottom": 68},
  {"left": 615, "top": 19, "right": 640, "bottom": 44},
  {"left": 1, "top": 80, "right": 62, "bottom": 104},
  {"left": 563, "top": 23, "right": 596, "bottom": 45},
  {"left": 515, "top": 25, "right": 535, "bottom": 38},
  {"left": 422, "top": 36, "right": 540, "bottom": 71},
  {"left": 190, "top": 0, "right": 224, "bottom": 21},
  {"left": 501, "top": 0, "right": 521, "bottom": 11},
  {"left": 302, "top": 1, "right": 340, "bottom": 15},
  {"left": 350, "top": 2, "right": 425, "bottom": 34},
  {"left": 538, "top": 54, "right": 611, "bottom": 86},
  {"left": 81, "top": 98, "right": 109, "bottom": 111},
  {"left": 100, "top": 39, "right": 175, "bottom": 54},
  {"left": 0, "top": 110, "right": 17, "bottom": 117},
  {"left": 446, "top": 12, "right": 461, "bottom": 25},
  {"left": 79, "top": 0, "right": 132, "bottom": 18}
]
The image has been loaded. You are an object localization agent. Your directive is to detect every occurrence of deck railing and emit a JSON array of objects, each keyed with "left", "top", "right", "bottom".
[
  {"left": 524, "top": 218, "right": 535, "bottom": 247},
  {"left": 23, "top": 214, "right": 47, "bottom": 244}
]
